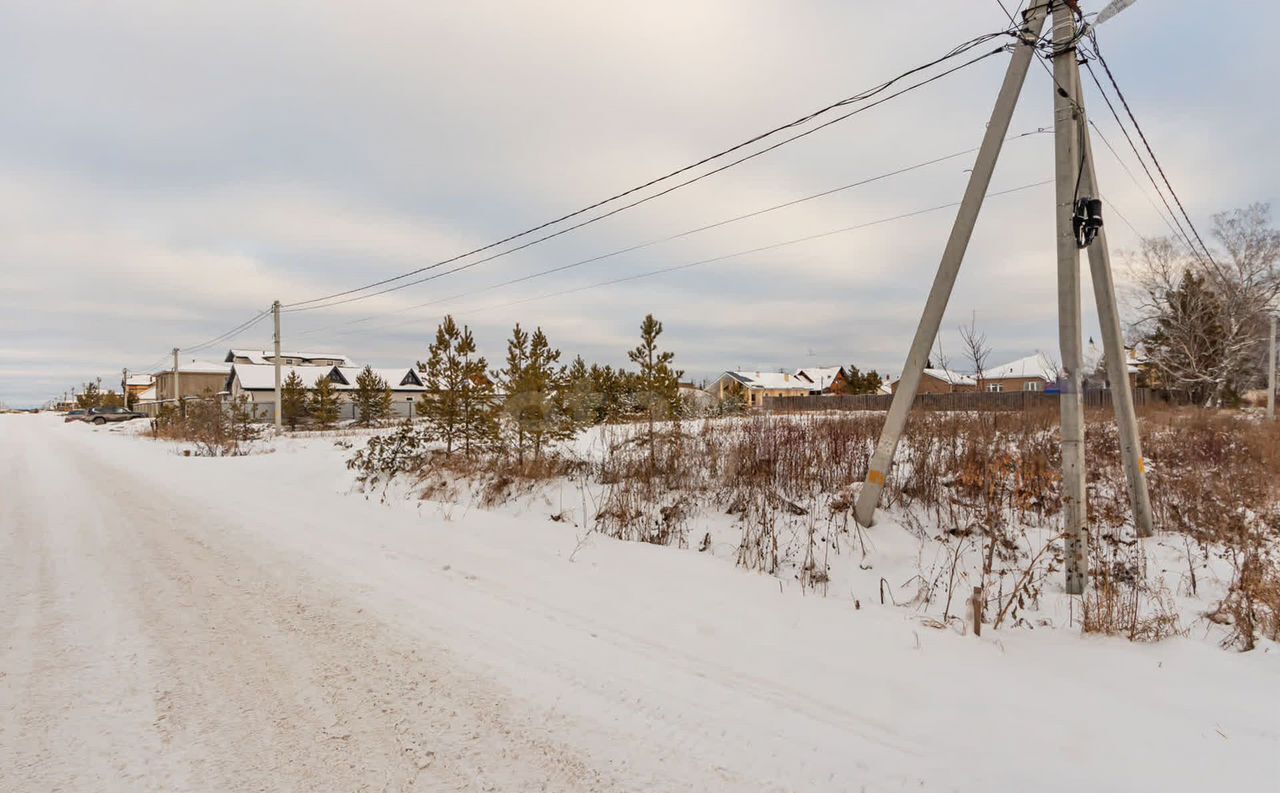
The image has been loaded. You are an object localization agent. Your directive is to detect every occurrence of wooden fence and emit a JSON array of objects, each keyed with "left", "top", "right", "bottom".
[{"left": 763, "top": 388, "right": 1169, "bottom": 413}]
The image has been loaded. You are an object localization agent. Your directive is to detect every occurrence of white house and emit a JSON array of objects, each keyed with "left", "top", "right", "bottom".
[
  {"left": 225, "top": 349, "right": 354, "bottom": 367},
  {"left": 331, "top": 366, "right": 426, "bottom": 420},
  {"left": 714, "top": 371, "right": 812, "bottom": 408},
  {"left": 793, "top": 366, "right": 848, "bottom": 392},
  {"left": 226, "top": 363, "right": 426, "bottom": 420}
]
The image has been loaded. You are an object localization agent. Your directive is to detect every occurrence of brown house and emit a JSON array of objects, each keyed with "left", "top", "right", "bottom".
[
  {"left": 980, "top": 353, "right": 1058, "bottom": 393},
  {"left": 124, "top": 374, "right": 154, "bottom": 399},
  {"left": 794, "top": 367, "right": 849, "bottom": 394},
  {"left": 894, "top": 368, "right": 977, "bottom": 395},
  {"left": 151, "top": 360, "right": 233, "bottom": 403}
]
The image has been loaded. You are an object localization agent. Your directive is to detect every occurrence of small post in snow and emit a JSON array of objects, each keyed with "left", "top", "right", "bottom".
[{"left": 971, "top": 586, "right": 983, "bottom": 637}]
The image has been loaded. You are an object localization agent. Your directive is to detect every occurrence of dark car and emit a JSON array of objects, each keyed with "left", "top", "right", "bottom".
[
  {"left": 64, "top": 409, "right": 89, "bottom": 423},
  {"left": 85, "top": 406, "right": 146, "bottom": 425}
]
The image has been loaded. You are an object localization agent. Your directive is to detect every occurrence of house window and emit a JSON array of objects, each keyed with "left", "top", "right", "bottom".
[
  {"left": 1024, "top": 381, "right": 1041, "bottom": 392},
  {"left": 986, "top": 383, "right": 1003, "bottom": 393}
]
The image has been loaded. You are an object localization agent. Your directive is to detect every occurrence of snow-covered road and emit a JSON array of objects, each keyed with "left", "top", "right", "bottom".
[{"left": 1, "top": 415, "right": 1276, "bottom": 792}]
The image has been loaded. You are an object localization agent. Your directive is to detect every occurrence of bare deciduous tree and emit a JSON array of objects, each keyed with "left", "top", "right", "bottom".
[
  {"left": 1125, "top": 203, "right": 1280, "bottom": 405},
  {"left": 958, "top": 311, "right": 992, "bottom": 388}
]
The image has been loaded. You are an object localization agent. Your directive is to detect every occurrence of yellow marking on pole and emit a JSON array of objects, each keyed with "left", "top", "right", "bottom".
[
  {"left": 1139, "top": 457, "right": 1146, "bottom": 473},
  {"left": 868, "top": 469, "right": 886, "bottom": 486}
]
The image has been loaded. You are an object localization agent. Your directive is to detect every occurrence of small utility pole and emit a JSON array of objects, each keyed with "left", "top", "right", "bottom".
[
  {"left": 1269, "top": 313, "right": 1276, "bottom": 421},
  {"left": 273, "top": 300, "right": 283, "bottom": 430},
  {"left": 172, "top": 347, "right": 181, "bottom": 414},
  {"left": 1052, "top": 1, "right": 1088, "bottom": 595},
  {"left": 122, "top": 367, "right": 128, "bottom": 408}
]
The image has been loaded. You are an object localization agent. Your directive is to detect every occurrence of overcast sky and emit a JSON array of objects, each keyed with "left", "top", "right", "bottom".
[{"left": 1, "top": 1, "right": 1274, "bottom": 406}]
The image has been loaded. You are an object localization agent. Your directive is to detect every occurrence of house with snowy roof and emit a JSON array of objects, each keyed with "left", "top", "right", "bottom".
[
  {"left": 225, "top": 349, "right": 354, "bottom": 367},
  {"left": 714, "top": 366, "right": 850, "bottom": 408},
  {"left": 124, "top": 373, "right": 154, "bottom": 400},
  {"left": 794, "top": 366, "right": 850, "bottom": 394},
  {"left": 892, "top": 368, "right": 977, "bottom": 395},
  {"left": 226, "top": 363, "right": 426, "bottom": 420},
  {"left": 979, "top": 352, "right": 1060, "bottom": 392},
  {"left": 714, "top": 371, "right": 811, "bottom": 408},
  {"left": 151, "top": 359, "right": 233, "bottom": 404},
  {"left": 1082, "top": 339, "right": 1143, "bottom": 390}
]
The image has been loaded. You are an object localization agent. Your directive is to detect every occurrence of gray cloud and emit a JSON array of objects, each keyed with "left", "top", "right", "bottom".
[{"left": 1, "top": 0, "right": 1274, "bottom": 405}]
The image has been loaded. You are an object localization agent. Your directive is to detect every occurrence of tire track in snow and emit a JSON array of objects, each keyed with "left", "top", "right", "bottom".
[{"left": 2, "top": 418, "right": 615, "bottom": 792}]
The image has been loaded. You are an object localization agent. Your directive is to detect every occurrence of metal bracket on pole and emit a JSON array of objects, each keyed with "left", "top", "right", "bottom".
[{"left": 853, "top": 1, "right": 1050, "bottom": 528}]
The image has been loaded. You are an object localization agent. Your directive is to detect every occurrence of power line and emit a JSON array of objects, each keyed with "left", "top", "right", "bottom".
[
  {"left": 122, "top": 307, "right": 271, "bottom": 378},
  {"left": 286, "top": 45, "right": 1009, "bottom": 315},
  {"left": 292, "top": 130, "right": 1050, "bottom": 339},
  {"left": 282, "top": 29, "right": 1017, "bottom": 313},
  {"left": 127, "top": 353, "right": 172, "bottom": 375},
  {"left": 1083, "top": 39, "right": 1217, "bottom": 265},
  {"left": 1101, "top": 194, "right": 1141, "bottom": 237},
  {"left": 994, "top": 0, "right": 1017, "bottom": 25},
  {"left": 459, "top": 181, "right": 1054, "bottom": 319},
  {"left": 1078, "top": 58, "right": 1202, "bottom": 257},
  {"left": 164, "top": 307, "right": 274, "bottom": 365},
  {"left": 1025, "top": 16, "right": 1189, "bottom": 249},
  {"left": 323, "top": 179, "right": 1053, "bottom": 341},
  {"left": 1087, "top": 117, "right": 1184, "bottom": 240}
]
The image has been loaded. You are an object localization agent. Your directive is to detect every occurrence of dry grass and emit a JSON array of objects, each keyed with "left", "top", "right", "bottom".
[
  {"left": 151, "top": 398, "right": 260, "bottom": 457},
  {"left": 349, "top": 407, "right": 1280, "bottom": 647}
]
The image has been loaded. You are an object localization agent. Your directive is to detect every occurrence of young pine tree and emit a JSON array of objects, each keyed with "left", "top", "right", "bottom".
[
  {"left": 496, "top": 323, "right": 530, "bottom": 461},
  {"left": 281, "top": 370, "right": 309, "bottom": 429},
  {"left": 354, "top": 365, "right": 393, "bottom": 426},
  {"left": 843, "top": 365, "right": 885, "bottom": 395},
  {"left": 498, "top": 325, "right": 572, "bottom": 463},
  {"left": 458, "top": 328, "right": 498, "bottom": 456},
  {"left": 76, "top": 378, "right": 103, "bottom": 409},
  {"left": 588, "top": 364, "right": 620, "bottom": 424},
  {"left": 419, "top": 316, "right": 496, "bottom": 454},
  {"left": 717, "top": 379, "right": 748, "bottom": 416},
  {"left": 308, "top": 373, "right": 341, "bottom": 429},
  {"left": 563, "top": 355, "right": 598, "bottom": 428},
  {"left": 627, "top": 314, "right": 682, "bottom": 462}
]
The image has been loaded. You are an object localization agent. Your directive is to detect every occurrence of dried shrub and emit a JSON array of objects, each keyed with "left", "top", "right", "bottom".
[
  {"left": 1216, "top": 550, "right": 1280, "bottom": 651},
  {"left": 1079, "top": 530, "right": 1184, "bottom": 641},
  {"left": 152, "top": 396, "right": 259, "bottom": 457},
  {"left": 347, "top": 421, "right": 427, "bottom": 485}
]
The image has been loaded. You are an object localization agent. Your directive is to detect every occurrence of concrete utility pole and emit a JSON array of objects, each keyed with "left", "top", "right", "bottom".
[
  {"left": 172, "top": 347, "right": 181, "bottom": 414},
  {"left": 273, "top": 300, "right": 283, "bottom": 430},
  {"left": 1269, "top": 313, "right": 1277, "bottom": 421},
  {"left": 853, "top": 1, "right": 1050, "bottom": 528},
  {"left": 1052, "top": 2, "right": 1088, "bottom": 595},
  {"left": 122, "top": 368, "right": 128, "bottom": 408},
  {"left": 1067, "top": 55, "right": 1155, "bottom": 538}
]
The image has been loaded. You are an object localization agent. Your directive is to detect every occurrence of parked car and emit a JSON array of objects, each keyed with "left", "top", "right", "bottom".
[
  {"left": 64, "top": 409, "right": 88, "bottom": 423},
  {"left": 85, "top": 406, "right": 146, "bottom": 425}
]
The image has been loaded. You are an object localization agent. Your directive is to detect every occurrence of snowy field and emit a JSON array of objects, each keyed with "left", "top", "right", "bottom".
[{"left": 1, "top": 412, "right": 1276, "bottom": 792}]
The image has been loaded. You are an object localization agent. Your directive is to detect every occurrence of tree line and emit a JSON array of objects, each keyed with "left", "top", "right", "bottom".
[
  {"left": 407, "top": 313, "right": 682, "bottom": 464},
  {"left": 279, "top": 312, "right": 685, "bottom": 448}
]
